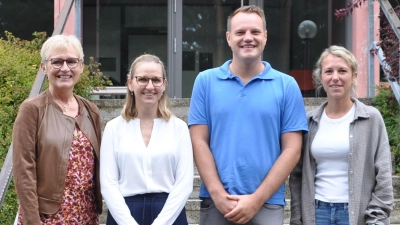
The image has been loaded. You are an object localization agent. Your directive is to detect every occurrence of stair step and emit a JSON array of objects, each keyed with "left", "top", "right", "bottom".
[
  {"left": 96, "top": 98, "right": 400, "bottom": 224},
  {"left": 100, "top": 198, "right": 400, "bottom": 224}
]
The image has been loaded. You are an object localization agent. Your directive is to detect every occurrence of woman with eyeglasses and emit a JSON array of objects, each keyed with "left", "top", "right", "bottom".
[
  {"left": 100, "top": 54, "right": 193, "bottom": 225},
  {"left": 13, "top": 35, "right": 102, "bottom": 224}
]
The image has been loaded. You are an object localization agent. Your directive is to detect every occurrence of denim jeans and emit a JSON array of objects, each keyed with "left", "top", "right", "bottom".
[{"left": 315, "top": 199, "right": 349, "bottom": 225}]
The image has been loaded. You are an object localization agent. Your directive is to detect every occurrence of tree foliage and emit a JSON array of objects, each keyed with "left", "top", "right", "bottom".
[
  {"left": 335, "top": 0, "right": 400, "bottom": 82},
  {"left": 372, "top": 86, "right": 400, "bottom": 174},
  {"left": 334, "top": 0, "right": 369, "bottom": 20},
  {"left": 377, "top": 6, "right": 400, "bottom": 82}
]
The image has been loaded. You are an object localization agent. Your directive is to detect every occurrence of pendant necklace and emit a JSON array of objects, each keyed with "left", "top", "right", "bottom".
[
  {"left": 140, "top": 120, "right": 154, "bottom": 126},
  {"left": 56, "top": 99, "right": 69, "bottom": 113},
  {"left": 73, "top": 127, "right": 79, "bottom": 139}
]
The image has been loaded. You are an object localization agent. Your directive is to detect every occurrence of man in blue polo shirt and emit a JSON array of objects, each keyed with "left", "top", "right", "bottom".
[{"left": 188, "top": 5, "right": 308, "bottom": 225}]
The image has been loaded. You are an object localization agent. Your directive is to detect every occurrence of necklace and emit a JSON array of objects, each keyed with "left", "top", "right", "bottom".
[
  {"left": 140, "top": 120, "right": 154, "bottom": 126},
  {"left": 73, "top": 127, "right": 79, "bottom": 139},
  {"left": 56, "top": 100, "right": 69, "bottom": 113}
]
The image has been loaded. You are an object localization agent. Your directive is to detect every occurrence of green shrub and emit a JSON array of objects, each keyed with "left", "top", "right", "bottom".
[
  {"left": 0, "top": 31, "right": 110, "bottom": 224},
  {"left": 372, "top": 85, "right": 400, "bottom": 174}
]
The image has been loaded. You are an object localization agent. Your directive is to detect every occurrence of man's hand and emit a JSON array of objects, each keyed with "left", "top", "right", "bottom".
[
  {"left": 224, "top": 194, "right": 264, "bottom": 224},
  {"left": 212, "top": 193, "right": 238, "bottom": 215}
]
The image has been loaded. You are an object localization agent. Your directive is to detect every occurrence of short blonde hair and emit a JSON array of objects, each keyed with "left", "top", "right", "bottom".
[
  {"left": 122, "top": 54, "right": 173, "bottom": 121},
  {"left": 227, "top": 5, "right": 267, "bottom": 32},
  {"left": 313, "top": 45, "right": 358, "bottom": 96},
  {"left": 40, "top": 35, "right": 84, "bottom": 61}
]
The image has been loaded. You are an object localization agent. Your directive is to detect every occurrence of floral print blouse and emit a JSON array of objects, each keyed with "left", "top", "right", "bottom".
[{"left": 18, "top": 125, "right": 99, "bottom": 225}]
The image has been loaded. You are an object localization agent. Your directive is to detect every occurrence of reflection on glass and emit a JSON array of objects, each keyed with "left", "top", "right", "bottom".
[
  {"left": 83, "top": 1, "right": 167, "bottom": 89},
  {"left": 80, "top": 0, "right": 348, "bottom": 98},
  {"left": 289, "top": 0, "right": 329, "bottom": 97},
  {"left": 181, "top": 1, "right": 247, "bottom": 97},
  {"left": 260, "top": 0, "right": 347, "bottom": 97}
]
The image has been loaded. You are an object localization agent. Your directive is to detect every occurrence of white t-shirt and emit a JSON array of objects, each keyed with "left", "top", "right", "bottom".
[
  {"left": 311, "top": 104, "right": 355, "bottom": 203},
  {"left": 100, "top": 116, "right": 193, "bottom": 225}
]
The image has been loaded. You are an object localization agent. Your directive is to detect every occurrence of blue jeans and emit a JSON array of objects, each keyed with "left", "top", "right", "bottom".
[
  {"left": 106, "top": 193, "right": 188, "bottom": 225},
  {"left": 315, "top": 199, "right": 349, "bottom": 225}
]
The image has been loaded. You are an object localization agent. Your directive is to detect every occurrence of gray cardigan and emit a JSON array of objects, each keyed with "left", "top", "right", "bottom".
[{"left": 289, "top": 98, "right": 393, "bottom": 225}]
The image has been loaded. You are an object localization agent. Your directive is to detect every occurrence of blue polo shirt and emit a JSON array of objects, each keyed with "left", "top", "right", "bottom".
[{"left": 188, "top": 60, "right": 308, "bottom": 205}]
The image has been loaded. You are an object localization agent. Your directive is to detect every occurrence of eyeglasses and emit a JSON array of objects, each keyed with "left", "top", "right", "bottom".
[
  {"left": 47, "top": 58, "right": 81, "bottom": 69},
  {"left": 134, "top": 76, "right": 165, "bottom": 87}
]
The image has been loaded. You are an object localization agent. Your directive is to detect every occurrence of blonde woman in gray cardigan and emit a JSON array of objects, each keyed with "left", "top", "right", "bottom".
[{"left": 289, "top": 45, "right": 393, "bottom": 225}]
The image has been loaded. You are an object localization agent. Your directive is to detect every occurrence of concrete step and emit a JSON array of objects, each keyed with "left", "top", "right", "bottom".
[
  {"left": 100, "top": 198, "right": 400, "bottom": 224},
  {"left": 98, "top": 157, "right": 400, "bottom": 223},
  {"left": 190, "top": 174, "right": 400, "bottom": 200},
  {"left": 96, "top": 98, "right": 400, "bottom": 224},
  {"left": 94, "top": 98, "right": 372, "bottom": 124},
  {"left": 99, "top": 175, "right": 400, "bottom": 224}
]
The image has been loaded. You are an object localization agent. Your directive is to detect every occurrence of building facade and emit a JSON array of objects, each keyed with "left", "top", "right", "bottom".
[{"left": 3, "top": 0, "right": 381, "bottom": 98}]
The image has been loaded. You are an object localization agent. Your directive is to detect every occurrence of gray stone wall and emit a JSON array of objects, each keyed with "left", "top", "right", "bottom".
[{"left": 94, "top": 98, "right": 400, "bottom": 224}]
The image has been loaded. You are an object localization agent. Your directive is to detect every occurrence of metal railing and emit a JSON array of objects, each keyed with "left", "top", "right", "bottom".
[
  {"left": 377, "top": 0, "right": 400, "bottom": 103},
  {"left": 91, "top": 86, "right": 127, "bottom": 96},
  {"left": 371, "top": 41, "right": 400, "bottom": 103},
  {"left": 0, "top": 0, "right": 75, "bottom": 208}
]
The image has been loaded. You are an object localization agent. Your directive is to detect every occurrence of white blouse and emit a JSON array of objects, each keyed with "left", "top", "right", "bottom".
[{"left": 100, "top": 115, "right": 193, "bottom": 225}]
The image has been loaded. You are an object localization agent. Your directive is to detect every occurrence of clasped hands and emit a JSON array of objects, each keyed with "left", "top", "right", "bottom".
[{"left": 214, "top": 193, "right": 264, "bottom": 224}]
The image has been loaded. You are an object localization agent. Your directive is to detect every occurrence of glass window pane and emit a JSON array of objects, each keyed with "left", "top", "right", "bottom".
[
  {"left": 0, "top": 0, "right": 53, "bottom": 40},
  {"left": 83, "top": 0, "right": 167, "bottom": 90},
  {"left": 264, "top": 0, "right": 346, "bottom": 97},
  {"left": 182, "top": 0, "right": 248, "bottom": 98}
]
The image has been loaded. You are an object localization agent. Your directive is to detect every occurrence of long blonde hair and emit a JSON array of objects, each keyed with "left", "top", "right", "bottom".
[{"left": 121, "top": 54, "right": 173, "bottom": 121}]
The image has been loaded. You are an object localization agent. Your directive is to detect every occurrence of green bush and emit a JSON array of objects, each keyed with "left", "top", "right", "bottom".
[
  {"left": 0, "top": 31, "right": 110, "bottom": 224},
  {"left": 372, "top": 86, "right": 400, "bottom": 174}
]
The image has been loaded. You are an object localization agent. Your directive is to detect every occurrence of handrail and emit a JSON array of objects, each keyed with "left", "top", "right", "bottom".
[
  {"left": 378, "top": 0, "right": 400, "bottom": 41},
  {"left": 91, "top": 86, "right": 127, "bottom": 95},
  {"left": 371, "top": 41, "right": 400, "bottom": 103},
  {"left": 0, "top": 0, "right": 76, "bottom": 208},
  {"left": 376, "top": 0, "right": 400, "bottom": 104}
]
